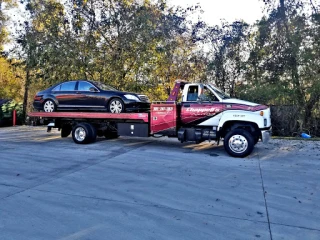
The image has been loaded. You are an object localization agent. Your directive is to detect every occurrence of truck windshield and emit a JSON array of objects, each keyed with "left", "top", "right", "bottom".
[{"left": 208, "top": 85, "right": 230, "bottom": 99}]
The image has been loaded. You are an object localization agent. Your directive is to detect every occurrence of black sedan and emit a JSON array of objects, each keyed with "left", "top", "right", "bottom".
[{"left": 33, "top": 80, "right": 150, "bottom": 113}]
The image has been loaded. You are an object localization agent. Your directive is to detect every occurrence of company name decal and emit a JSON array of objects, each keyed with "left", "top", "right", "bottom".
[{"left": 186, "top": 108, "right": 221, "bottom": 113}]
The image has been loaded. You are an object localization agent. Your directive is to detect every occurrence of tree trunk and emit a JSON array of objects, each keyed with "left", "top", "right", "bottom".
[{"left": 23, "top": 69, "right": 30, "bottom": 121}]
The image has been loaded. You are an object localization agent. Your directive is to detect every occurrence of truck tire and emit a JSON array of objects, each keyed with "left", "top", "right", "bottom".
[
  {"left": 72, "top": 123, "right": 95, "bottom": 144},
  {"left": 88, "top": 123, "right": 97, "bottom": 143},
  {"left": 61, "top": 125, "right": 72, "bottom": 138},
  {"left": 254, "top": 136, "right": 259, "bottom": 145},
  {"left": 224, "top": 129, "right": 254, "bottom": 158}
]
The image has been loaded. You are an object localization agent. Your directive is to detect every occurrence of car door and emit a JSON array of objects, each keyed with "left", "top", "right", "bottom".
[
  {"left": 53, "top": 81, "right": 77, "bottom": 108},
  {"left": 181, "top": 85, "right": 224, "bottom": 126},
  {"left": 75, "top": 81, "right": 105, "bottom": 109}
]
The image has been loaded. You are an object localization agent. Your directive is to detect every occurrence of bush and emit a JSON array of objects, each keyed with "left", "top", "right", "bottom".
[{"left": 0, "top": 100, "right": 23, "bottom": 126}]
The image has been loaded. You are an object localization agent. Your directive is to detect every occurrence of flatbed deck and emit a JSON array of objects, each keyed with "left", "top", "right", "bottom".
[{"left": 28, "top": 112, "right": 149, "bottom": 122}]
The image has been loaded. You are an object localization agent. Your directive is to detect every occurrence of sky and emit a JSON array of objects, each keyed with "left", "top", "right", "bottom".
[{"left": 168, "top": 0, "right": 266, "bottom": 25}]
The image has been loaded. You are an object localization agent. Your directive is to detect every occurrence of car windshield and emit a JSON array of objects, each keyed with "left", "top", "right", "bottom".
[
  {"left": 93, "top": 81, "right": 118, "bottom": 91},
  {"left": 207, "top": 84, "right": 230, "bottom": 99}
]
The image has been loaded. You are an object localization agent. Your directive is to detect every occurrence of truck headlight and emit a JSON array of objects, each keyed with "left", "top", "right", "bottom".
[{"left": 124, "top": 94, "right": 140, "bottom": 101}]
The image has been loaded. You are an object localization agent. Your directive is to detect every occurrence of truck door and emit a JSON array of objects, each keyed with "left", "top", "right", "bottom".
[{"left": 181, "top": 85, "right": 224, "bottom": 126}]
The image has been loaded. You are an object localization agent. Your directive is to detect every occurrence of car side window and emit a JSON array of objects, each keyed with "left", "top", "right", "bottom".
[
  {"left": 52, "top": 85, "right": 61, "bottom": 91},
  {"left": 60, "top": 82, "right": 76, "bottom": 91},
  {"left": 78, "top": 81, "right": 95, "bottom": 91}
]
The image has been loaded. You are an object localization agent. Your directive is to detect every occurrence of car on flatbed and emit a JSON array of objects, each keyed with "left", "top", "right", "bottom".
[{"left": 33, "top": 80, "right": 150, "bottom": 113}]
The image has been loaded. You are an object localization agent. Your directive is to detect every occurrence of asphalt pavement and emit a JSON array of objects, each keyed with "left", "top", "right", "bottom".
[{"left": 0, "top": 126, "right": 319, "bottom": 240}]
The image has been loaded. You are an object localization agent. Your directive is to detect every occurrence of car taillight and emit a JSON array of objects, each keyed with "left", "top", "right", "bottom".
[{"left": 34, "top": 95, "right": 43, "bottom": 101}]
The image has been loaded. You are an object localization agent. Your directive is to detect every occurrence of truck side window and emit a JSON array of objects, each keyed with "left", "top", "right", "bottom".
[
  {"left": 202, "top": 87, "right": 218, "bottom": 102},
  {"left": 187, "top": 86, "right": 199, "bottom": 101}
]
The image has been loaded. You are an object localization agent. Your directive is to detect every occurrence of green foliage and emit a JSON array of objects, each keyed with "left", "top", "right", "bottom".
[
  {"left": 15, "top": 0, "right": 206, "bottom": 99},
  {"left": 204, "top": 21, "right": 249, "bottom": 96},
  {"left": 0, "top": 100, "right": 23, "bottom": 123},
  {"left": 0, "top": 57, "right": 23, "bottom": 100},
  {"left": 2, "top": 0, "right": 319, "bottom": 134}
]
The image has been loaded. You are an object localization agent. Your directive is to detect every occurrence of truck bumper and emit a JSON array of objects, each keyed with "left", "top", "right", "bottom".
[{"left": 261, "top": 128, "right": 272, "bottom": 143}]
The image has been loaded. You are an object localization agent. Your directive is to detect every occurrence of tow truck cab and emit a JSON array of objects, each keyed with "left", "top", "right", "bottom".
[{"left": 150, "top": 80, "right": 272, "bottom": 157}]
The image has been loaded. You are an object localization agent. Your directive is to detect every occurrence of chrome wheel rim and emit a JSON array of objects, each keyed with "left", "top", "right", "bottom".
[
  {"left": 228, "top": 134, "right": 248, "bottom": 154},
  {"left": 75, "top": 127, "right": 86, "bottom": 142},
  {"left": 110, "top": 100, "right": 123, "bottom": 113},
  {"left": 44, "top": 101, "right": 55, "bottom": 112}
]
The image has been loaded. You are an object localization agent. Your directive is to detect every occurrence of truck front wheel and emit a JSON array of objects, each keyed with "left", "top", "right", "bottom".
[{"left": 224, "top": 129, "right": 254, "bottom": 158}]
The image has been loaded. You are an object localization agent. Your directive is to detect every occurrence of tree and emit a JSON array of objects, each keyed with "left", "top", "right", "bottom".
[
  {"left": 204, "top": 21, "right": 249, "bottom": 96},
  {"left": 259, "top": 0, "right": 320, "bottom": 130},
  {"left": 0, "top": 57, "right": 23, "bottom": 100},
  {"left": 0, "top": 0, "right": 17, "bottom": 51}
]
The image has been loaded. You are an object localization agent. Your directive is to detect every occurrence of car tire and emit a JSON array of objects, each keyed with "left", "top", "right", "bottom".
[
  {"left": 224, "top": 129, "right": 254, "bottom": 158},
  {"left": 108, "top": 98, "right": 125, "bottom": 113},
  {"left": 72, "top": 123, "right": 95, "bottom": 144},
  {"left": 43, "top": 99, "right": 56, "bottom": 112}
]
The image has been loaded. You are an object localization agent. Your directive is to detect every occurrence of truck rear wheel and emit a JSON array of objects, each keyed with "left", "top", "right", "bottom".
[
  {"left": 224, "top": 129, "right": 254, "bottom": 158},
  {"left": 88, "top": 123, "right": 97, "bottom": 143},
  {"left": 61, "top": 125, "right": 72, "bottom": 138},
  {"left": 72, "top": 123, "right": 96, "bottom": 144}
]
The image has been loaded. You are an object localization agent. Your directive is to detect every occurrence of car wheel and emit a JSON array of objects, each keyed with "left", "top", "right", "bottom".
[
  {"left": 224, "top": 129, "right": 254, "bottom": 158},
  {"left": 72, "top": 123, "right": 95, "bottom": 144},
  {"left": 108, "top": 98, "right": 124, "bottom": 113},
  {"left": 43, "top": 100, "right": 56, "bottom": 112}
]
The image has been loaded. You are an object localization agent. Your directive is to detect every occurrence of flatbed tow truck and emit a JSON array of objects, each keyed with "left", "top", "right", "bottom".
[{"left": 28, "top": 80, "right": 272, "bottom": 157}]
